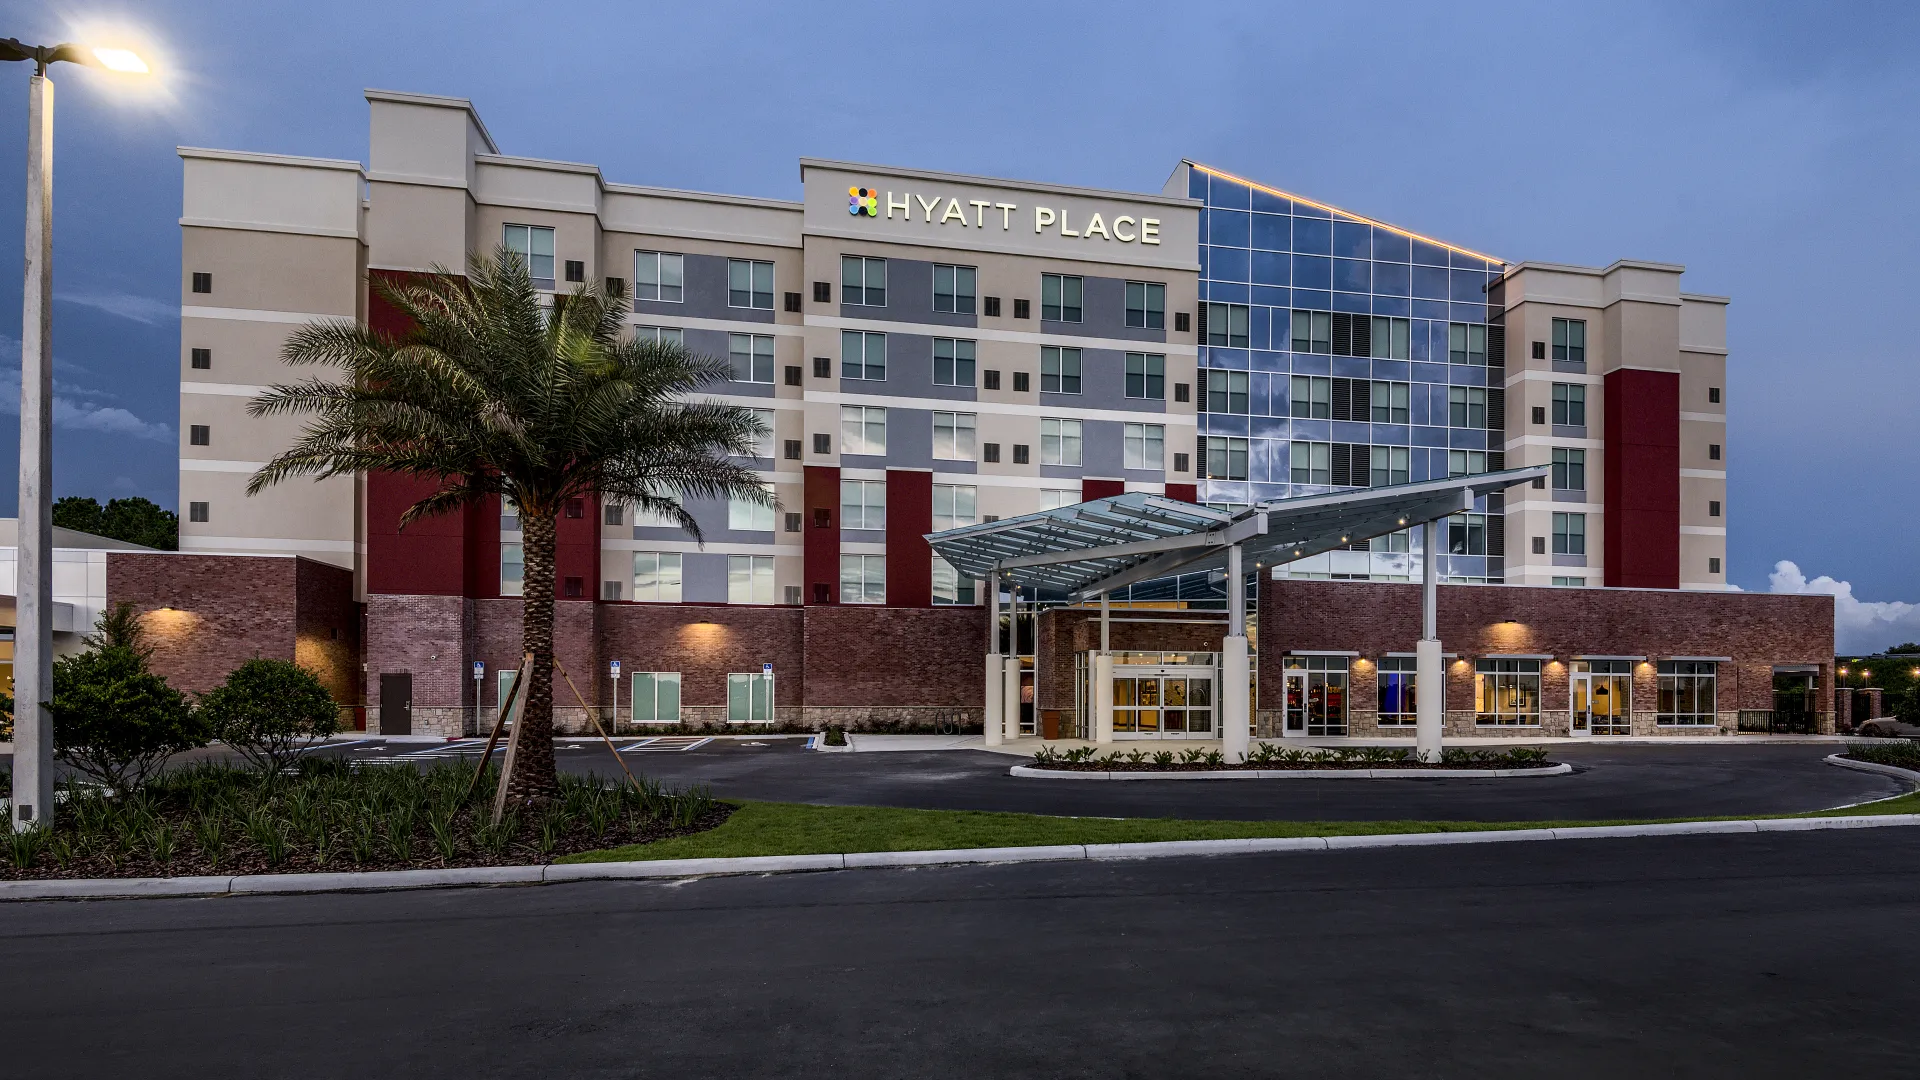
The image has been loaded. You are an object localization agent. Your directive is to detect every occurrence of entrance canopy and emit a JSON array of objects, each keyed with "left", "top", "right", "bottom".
[{"left": 925, "top": 466, "right": 1549, "bottom": 601}]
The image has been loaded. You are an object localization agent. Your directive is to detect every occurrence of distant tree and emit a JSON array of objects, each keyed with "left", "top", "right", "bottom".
[
  {"left": 1888, "top": 642, "right": 1920, "bottom": 655},
  {"left": 50, "top": 495, "right": 177, "bottom": 550},
  {"left": 51, "top": 495, "right": 104, "bottom": 535}
]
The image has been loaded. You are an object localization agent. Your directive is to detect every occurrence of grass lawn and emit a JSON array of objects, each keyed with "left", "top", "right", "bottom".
[{"left": 559, "top": 787, "right": 1920, "bottom": 865}]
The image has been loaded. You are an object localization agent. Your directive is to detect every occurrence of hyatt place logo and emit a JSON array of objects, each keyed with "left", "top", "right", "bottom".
[{"left": 848, "top": 186, "right": 879, "bottom": 217}]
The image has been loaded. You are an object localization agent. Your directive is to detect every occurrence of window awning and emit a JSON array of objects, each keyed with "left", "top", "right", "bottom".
[{"left": 925, "top": 466, "right": 1550, "bottom": 601}]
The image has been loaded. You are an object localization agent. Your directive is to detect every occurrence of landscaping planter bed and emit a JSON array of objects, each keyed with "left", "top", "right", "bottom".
[{"left": 1028, "top": 746, "right": 1557, "bottom": 773}]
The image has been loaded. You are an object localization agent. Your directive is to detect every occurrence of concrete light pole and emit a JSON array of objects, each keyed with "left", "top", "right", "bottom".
[{"left": 3, "top": 38, "right": 149, "bottom": 829}]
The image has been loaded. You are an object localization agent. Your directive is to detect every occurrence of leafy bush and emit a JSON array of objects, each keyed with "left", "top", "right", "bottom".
[
  {"left": 1846, "top": 741, "right": 1920, "bottom": 768},
  {"left": 823, "top": 726, "right": 848, "bottom": 747},
  {"left": 200, "top": 658, "right": 340, "bottom": 773},
  {"left": 51, "top": 644, "right": 207, "bottom": 793}
]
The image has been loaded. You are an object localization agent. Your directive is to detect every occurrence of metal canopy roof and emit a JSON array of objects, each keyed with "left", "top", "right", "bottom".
[{"left": 925, "top": 466, "right": 1550, "bottom": 602}]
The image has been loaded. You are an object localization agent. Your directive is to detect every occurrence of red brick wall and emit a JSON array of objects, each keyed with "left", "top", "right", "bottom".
[
  {"left": 293, "top": 558, "right": 361, "bottom": 705},
  {"left": 804, "top": 465, "right": 840, "bottom": 604},
  {"left": 1036, "top": 609, "right": 1228, "bottom": 711},
  {"left": 107, "top": 553, "right": 300, "bottom": 695},
  {"left": 364, "top": 593, "right": 466, "bottom": 709},
  {"left": 597, "top": 603, "right": 805, "bottom": 708},
  {"left": 801, "top": 606, "right": 984, "bottom": 705},
  {"left": 885, "top": 469, "right": 933, "bottom": 607}
]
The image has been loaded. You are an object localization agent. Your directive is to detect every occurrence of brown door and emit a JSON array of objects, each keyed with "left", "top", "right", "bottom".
[{"left": 379, "top": 673, "right": 413, "bottom": 736}]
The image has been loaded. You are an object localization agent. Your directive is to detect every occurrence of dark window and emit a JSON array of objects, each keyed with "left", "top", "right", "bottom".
[
  {"left": 1552, "top": 318, "right": 1586, "bottom": 364},
  {"left": 982, "top": 514, "right": 1000, "bottom": 523},
  {"left": 188, "top": 501, "right": 209, "bottom": 522},
  {"left": 1531, "top": 340, "right": 1546, "bottom": 360},
  {"left": 1204, "top": 303, "right": 1251, "bottom": 348},
  {"left": 1708, "top": 557, "right": 1722, "bottom": 574},
  {"left": 1207, "top": 371, "right": 1250, "bottom": 414},
  {"left": 784, "top": 365, "right": 802, "bottom": 386},
  {"left": 813, "top": 281, "right": 832, "bottom": 304},
  {"left": 812, "top": 433, "right": 831, "bottom": 455},
  {"left": 1531, "top": 476, "right": 1546, "bottom": 489},
  {"left": 983, "top": 442, "right": 1001, "bottom": 463},
  {"left": 191, "top": 272, "right": 211, "bottom": 294},
  {"left": 812, "top": 583, "right": 831, "bottom": 603},
  {"left": 783, "top": 439, "right": 801, "bottom": 460},
  {"left": 1041, "top": 274, "right": 1083, "bottom": 322},
  {"left": 785, "top": 512, "right": 802, "bottom": 532},
  {"left": 813, "top": 508, "right": 832, "bottom": 529},
  {"left": 1173, "top": 382, "right": 1189, "bottom": 403},
  {"left": 1172, "top": 452, "right": 1189, "bottom": 473},
  {"left": 564, "top": 577, "right": 584, "bottom": 598},
  {"left": 1203, "top": 437, "right": 1249, "bottom": 481},
  {"left": 1708, "top": 443, "right": 1721, "bottom": 461},
  {"left": 812, "top": 356, "right": 831, "bottom": 379},
  {"left": 605, "top": 276, "right": 625, "bottom": 296},
  {"left": 1531, "top": 405, "right": 1545, "bottom": 425},
  {"left": 728, "top": 259, "right": 775, "bottom": 309},
  {"left": 564, "top": 499, "right": 584, "bottom": 519},
  {"left": 189, "top": 425, "right": 210, "bottom": 446},
  {"left": 1708, "top": 386, "right": 1721, "bottom": 404},
  {"left": 1124, "top": 281, "right": 1165, "bottom": 329},
  {"left": 984, "top": 296, "right": 1001, "bottom": 317},
  {"left": 190, "top": 348, "right": 211, "bottom": 370},
  {"left": 603, "top": 582, "right": 623, "bottom": 601},
  {"left": 1039, "top": 347, "right": 1081, "bottom": 394},
  {"left": 1013, "top": 298, "right": 1030, "bottom": 320},
  {"left": 842, "top": 255, "right": 887, "bottom": 306},
  {"left": 783, "top": 291, "right": 802, "bottom": 313},
  {"left": 933, "top": 338, "right": 976, "bottom": 387},
  {"left": 1013, "top": 371, "right": 1030, "bottom": 393},
  {"left": 1552, "top": 383, "right": 1587, "bottom": 426},
  {"left": 1174, "top": 311, "right": 1190, "bottom": 333},
  {"left": 1709, "top": 500, "right": 1721, "bottom": 517},
  {"left": 1532, "top": 535, "right": 1546, "bottom": 555},
  {"left": 564, "top": 260, "right": 585, "bottom": 284},
  {"left": 605, "top": 503, "right": 625, "bottom": 526},
  {"left": 1012, "top": 444, "right": 1030, "bottom": 464},
  {"left": 933, "top": 264, "right": 976, "bottom": 314},
  {"left": 1125, "top": 353, "right": 1164, "bottom": 399},
  {"left": 983, "top": 370, "right": 1001, "bottom": 390}
]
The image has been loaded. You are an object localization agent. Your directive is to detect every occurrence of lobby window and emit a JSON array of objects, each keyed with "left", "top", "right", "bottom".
[
  {"left": 1552, "top": 318, "right": 1586, "bottom": 365},
  {"left": 1448, "top": 513, "right": 1488, "bottom": 555},
  {"left": 1040, "top": 346, "right": 1081, "bottom": 394},
  {"left": 1476, "top": 659, "right": 1542, "bottom": 726},
  {"left": 1448, "top": 323, "right": 1487, "bottom": 365},
  {"left": 1125, "top": 353, "right": 1165, "bottom": 399},
  {"left": 502, "top": 224, "right": 556, "bottom": 289},
  {"left": 1377, "top": 657, "right": 1417, "bottom": 726},
  {"left": 631, "top": 672, "right": 681, "bottom": 724},
  {"left": 1124, "top": 281, "right": 1165, "bottom": 329},
  {"left": 841, "top": 330, "right": 887, "bottom": 381},
  {"left": 188, "top": 501, "right": 209, "bottom": 523},
  {"left": 1369, "top": 446, "right": 1410, "bottom": 487},
  {"left": 1553, "top": 511, "right": 1586, "bottom": 555},
  {"left": 933, "top": 338, "right": 976, "bottom": 386},
  {"left": 1448, "top": 386, "right": 1487, "bottom": 428},
  {"left": 1447, "top": 450, "right": 1487, "bottom": 478},
  {"left": 1552, "top": 447, "right": 1586, "bottom": 490},
  {"left": 729, "top": 484, "right": 776, "bottom": 532},
  {"left": 1208, "top": 370, "right": 1250, "bottom": 414},
  {"left": 933, "top": 412, "right": 976, "bottom": 461},
  {"left": 932, "top": 556, "right": 976, "bottom": 605},
  {"left": 1124, "top": 423, "right": 1164, "bottom": 471},
  {"left": 839, "top": 554, "right": 885, "bottom": 604},
  {"left": 501, "top": 543, "right": 525, "bottom": 596},
  {"left": 932, "top": 484, "right": 977, "bottom": 531},
  {"left": 1290, "top": 375, "right": 1331, "bottom": 419},
  {"left": 636, "top": 326, "right": 684, "bottom": 348},
  {"left": 728, "top": 334, "right": 775, "bottom": 384},
  {"left": 1289, "top": 441, "right": 1330, "bottom": 485},
  {"left": 1368, "top": 316, "right": 1412, "bottom": 360},
  {"left": 1041, "top": 274, "right": 1083, "bottom": 322},
  {"left": 1040, "top": 418, "right": 1083, "bottom": 466},
  {"left": 1290, "top": 310, "right": 1331, "bottom": 353},
  {"left": 728, "top": 555, "right": 776, "bottom": 605},
  {"left": 1199, "top": 436, "right": 1246, "bottom": 481},
  {"left": 631, "top": 552, "right": 683, "bottom": 603},
  {"left": 1552, "top": 383, "right": 1586, "bottom": 426},
  {"left": 841, "top": 405, "right": 887, "bottom": 455},
  {"left": 842, "top": 255, "right": 887, "bottom": 307},
  {"left": 933, "top": 264, "right": 976, "bottom": 314},
  {"left": 1370, "top": 381, "right": 1411, "bottom": 424},
  {"left": 1205, "top": 302, "right": 1251, "bottom": 348},
  {"left": 633, "top": 251, "right": 684, "bottom": 303},
  {"left": 189, "top": 425, "right": 210, "bottom": 446},
  {"left": 1657, "top": 661, "right": 1718, "bottom": 726},
  {"left": 728, "top": 259, "right": 775, "bottom": 310}
]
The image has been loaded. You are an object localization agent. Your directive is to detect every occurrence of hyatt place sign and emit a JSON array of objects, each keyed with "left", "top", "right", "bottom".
[{"left": 848, "top": 186, "right": 1161, "bottom": 245}]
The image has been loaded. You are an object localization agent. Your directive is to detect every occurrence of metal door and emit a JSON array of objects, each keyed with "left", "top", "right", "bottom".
[{"left": 379, "top": 672, "right": 412, "bottom": 736}]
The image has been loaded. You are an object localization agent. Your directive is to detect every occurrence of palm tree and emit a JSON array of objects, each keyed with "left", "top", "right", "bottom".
[{"left": 248, "top": 247, "right": 770, "bottom": 802}]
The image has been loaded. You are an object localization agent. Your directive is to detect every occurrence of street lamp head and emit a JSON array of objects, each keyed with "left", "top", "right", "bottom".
[
  {"left": 0, "top": 38, "right": 150, "bottom": 75},
  {"left": 90, "top": 47, "right": 148, "bottom": 73}
]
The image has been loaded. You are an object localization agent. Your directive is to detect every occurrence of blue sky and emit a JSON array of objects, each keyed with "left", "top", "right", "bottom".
[{"left": 1, "top": 1, "right": 1917, "bottom": 646}]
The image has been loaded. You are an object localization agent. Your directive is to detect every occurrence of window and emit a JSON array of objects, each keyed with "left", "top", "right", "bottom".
[
  {"left": 1532, "top": 406, "right": 1547, "bottom": 425},
  {"left": 1369, "top": 529, "right": 1412, "bottom": 553},
  {"left": 1552, "top": 383, "right": 1586, "bottom": 426},
  {"left": 1476, "top": 659, "right": 1542, "bottom": 725},
  {"left": 1013, "top": 298, "right": 1030, "bottom": 319},
  {"left": 1657, "top": 661, "right": 1717, "bottom": 726},
  {"left": 728, "top": 259, "right": 775, "bottom": 309},
  {"left": 1012, "top": 444, "right": 1030, "bottom": 464},
  {"left": 1448, "top": 323, "right": 1487, "bottom": 365},
  {"left": 1448, "top": 513, "right": 1488, "bottom": 554},
  {"left": 812, "top": 433, "right": 831, "bottom": 456},
  {"left": 1368, "top": 316, "right": 1412, "bottom": 360},
  {"left": 933, "top": 264, "right": 976, "bottom": 314},
  {"left": 605, "top": 503, "right": 625, "bottom": 526},
  {"left": 933, "top": 338, "right": 976, "bottom": 386},
  {"left": 191, "top": 272, "right": 212, "bottom": 294},
  {"left": 501, "top": 543, "right": 525, "bottom": 596},
  {"left": 1708, "top": 386, "right": 1722, "bottom": 404},
  {"left": 728, "top": 333, "right": 775, "bottom": 384},
  {"left": 1040, "top": 488, "right": 1078, "bottom": 510},
  {"left": 931, "top": 484, "right": 976, "bottom": 531},
  {"left": 1290, "top": 310, "right": 1331, "bottom": 353},
  {"left": 785, "top": 511, "right": 802, "bottom": 531},
  {"left": 1552, "top": 576, "right": 1586, "bottom": 587},
  {"left": 1552, "top": 447, "right": 1586, "bottom": 490},
  {"left": 841, "top": 330, "right": 886, "bottom": 380},
  {"left": 188, "top": 501, "right": 208, "bottom": 523},
  {"left": 1370, "top": 381, "right": 1411, "bottom": 424},
  {"left": 1282, "top": 655, "right": 1349, "bottom": 736},
  {"left": 841, "top": 405, "right": 886, "bottom": 455},
  {"left": 1553, "top": 512, "right": 1586, "bottom": 556},
  {"left": 635, "top": 326, "right": 685, "bottom": 347},
  {"left": 189, "top": 425, "right": 210, "bottom": 446},
  {"left": 1124, "top": 423, "right": 1164, "bottom": 470},
  {"left": 726, "top": 672, "right": 774, "bottom": 723},
  {"left": 727, "top": 554, "right": 775, "bottom": 604},
  {"left": 841, "top": 255, "right": 886, "bottom": 306},
  {"left": 1041, "top": 274, "right": 1083, "bottom": 322},
  {"left": 606, "top": 277, "right": 626, "bottom": 296},
  {"left": 1207, "top": 370, "right": 1250, "bottom": 414},
  {"left": 1040, "top": 346, "right": 1082, "bottom": 394},
  {"left": 1124, "top": 281, "right": 1165, "bottom": 329},
  {"left": 932, "top": 556, "right": 976, "bottom": 605},
  {"left": 1448, "top": 387, "right": 1487, "bottom": 428},
  {"left": 1205, "top": 303, "right": 1251, "bottom": 347},
  {"left": 1013, "top": 371, "right": 1031, "bottom": 393},
  {"left": 841, "top": 479, "right": 886, "bottom": 530},
  {"left": 1125, "top": 353, "right": 1165, "bottom": 399},
  {"left": 1552, "top": 318, "right": 1586, "bottom": 364},
  {"left": 503, "top": 224, "right": 556, "bottom": 289},
  {"left": 1207, "top": 437, "right": 1250, "bottom": 481},
  {"left": 1533, "top": 536, "right": 1547, "bottom": 554},
  {"left": 501, "top": 497, "right": 521, "bottom": 531},
  {"left": 1369, "top": 446, "right": 1410, "bottom": 487},
  {"left": 633, "top": 251, "right": 684, "bottom": 303},
  {"left": 747, "top": 409, "right": 776, "bottom": 459},
  {"left": 933, "top": 412, "right": 976, "bottom": 461},
  {"left": 631, "top": 672, "right": 681, "bottom": 724},
  {"left": 785, "top": 366, "right": 802, "bottom": 387},
  {"left": 1708, "top": 443, "right": 1722, "bottom": 461},
  {"left": 982, "top": 370, "right": 1001, "bottom": 391},
  {"left": 839, "top": 554, "right": 885, "bottom": 604},
  {"left": 631, "top": 552, "right": 683, "bottom": 603},
  {"left": 729, "top": 485, "right": 776, "bottom": 532},
  {"left": 564, "top": 260, "right": 585, "bottom": 284},
  {"left": 984, "top": 296, "right": 1001, "bottom": 317},
  {"left": 1040, "top": 418, "right": 1083, "bottom": 466},
  {"left": 1288, "top": 441, "right": 1328, "bottom": 485},
  {"left": 1377, "top": 656, "right": 1417, "bottom": 725},
  {"left": 1708, "top": 556, "right": 1723, "bottom": 574},
  {"left": 190, "top": 348, "right": 211, "bottom": 370},
  {"left": 1709, "top": 500, "right": 1721, "bottom": 517},
  {"left": 983, "top": 442, "right": 1001, "bottom": 463},
  {"left": 1289, "top": 375, "right": 1331, "bottom": 419}
]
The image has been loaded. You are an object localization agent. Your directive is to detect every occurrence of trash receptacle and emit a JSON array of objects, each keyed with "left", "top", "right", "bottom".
[{"left": 1042, "top": 710, "right": 1061, "bottom": 740}]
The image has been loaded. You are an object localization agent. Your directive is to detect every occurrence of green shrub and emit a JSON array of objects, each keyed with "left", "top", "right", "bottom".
[
  {"left": 823, "top": 726, "right": 848, "bottom": 747},
  {"left": 51, "top": 644, "right": 206, "bottom": 793},
  {"left": 200, "top": 658, "right": 341, "bottom": 774},
  {"left": 1847, "top": 741, "right": 1920, "bottom": 768}
]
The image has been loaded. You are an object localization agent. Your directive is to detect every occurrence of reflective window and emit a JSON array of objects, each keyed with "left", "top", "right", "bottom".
[
  {"left": 1125, "top": 353, "right": 1165, "bottom": 399},
  {"left": 1041, "top": 274, "right": 1083, "bottom": 322},
  {"left": 1124, "top": 281, "right": 1165, "bottom": 329},
  {"left": 841, "top": 256, "right": 887, "bottom": 307},
  {"left": 728, "top": 333, "right": 774, "bottom": 384},
  {"left": 632, "top": 251, "right": 683, "bottom": 302},
  {"left": 728, "top": 259, "right": 775, "bottom": 309},
  {"left": 502, "top": 225, "right": 555, "bottom": 288},
  {"left": 933, "top": 264, "right": 976, "bottom": 314},
  {"left": 631, "top": 552, "right": 683, "bottom": 603},
  {"left": 933, "top": 338, "right": 975, "bottom": 386}
]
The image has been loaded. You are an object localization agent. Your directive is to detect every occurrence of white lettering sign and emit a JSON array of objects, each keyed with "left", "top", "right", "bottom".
[{"left": 856, "top": 185, "right": 1160, "bottom": 245}]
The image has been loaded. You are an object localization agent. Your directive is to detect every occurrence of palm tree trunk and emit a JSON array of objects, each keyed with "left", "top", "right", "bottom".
[{"left": 507, "top": 508, "right": 559, "bottom": 803}]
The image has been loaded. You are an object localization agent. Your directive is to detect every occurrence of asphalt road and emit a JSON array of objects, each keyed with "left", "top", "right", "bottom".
[{"left": 4, "top": 828, "right": 1918, "bottom": 1078}]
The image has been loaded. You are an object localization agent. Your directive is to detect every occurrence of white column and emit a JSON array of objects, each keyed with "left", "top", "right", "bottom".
[
  {"left": 1003, "top": 586, "right": 1023, "bottom": 742},
  {"left": 1100, "top": 590, "right": 1111, "bottom": 653},
  {"left": 13, "top": 73, "right": 55, "bottom": 830},
  {"left": 983, "top": 577, "right": 1002, "bottom": 746},
  {"left": 1416, "top": 519, "right": 1444, "bottom": 763},
  {"left": 1093, "top": 651, "right": 1114, "bottom": 744},
  {"left": 1221, "top": 543, "right": 1251, "bottom": 761}
]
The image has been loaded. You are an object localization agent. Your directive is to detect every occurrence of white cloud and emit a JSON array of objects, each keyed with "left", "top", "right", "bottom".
[
  {"left": 56, "top": 291, "right": 175, "bottom": 326},
  {"left": 1768, "top": 560, "right": 1920, "bottom": 654},
  {"left": 0, "top": 335, "right": 174, "bottom": 444}
]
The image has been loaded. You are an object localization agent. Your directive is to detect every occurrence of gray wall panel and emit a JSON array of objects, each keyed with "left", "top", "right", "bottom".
[
  {"left": 1041, "top": 274, "right": 1167, "bottom": 344},
  {"left": 681, "top": 552, "right": 729, "bottom": 604},
  {"left": 631, "top": 252, "right": 775, "bottom": 324}
]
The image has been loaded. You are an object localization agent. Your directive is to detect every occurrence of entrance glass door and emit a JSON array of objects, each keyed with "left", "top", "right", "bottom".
[
  {"left": 1282, "top": 656, "right": 1348, "bottom": 736},
  {"left": 1112, "top": 668, "right": 1215, "bottom": 739},
  {"left": 1571, "top": 661, "right": 1631, "bottom": 736}
]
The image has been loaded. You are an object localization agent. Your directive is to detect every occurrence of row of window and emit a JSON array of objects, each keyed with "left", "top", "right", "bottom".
[
  {"left": 1299, "top": 656, "right": 1721, "bottom": 729},
  {"left": 1200, "top": 436, "right": 1504, "bottom": 485},
  {"left": 1202, "top": 303, "right": 1495, "bottom": 366},
  {"left": 623, "top": 671, "right": 772, "bottom": 724},
  {"left": 593, "top": 548, "right": 981, "bottom": 610},
  {"left": 837, "top": 407, "right": 1164, "bottom": 469}
]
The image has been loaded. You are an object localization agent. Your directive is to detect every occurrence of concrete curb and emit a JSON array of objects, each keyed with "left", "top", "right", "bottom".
[
  {"left": 1007, "top": 763, "right": 1574, "bottom": 780},
  {"left": 9, "top": 812, "right": 1920, "bottom": 902},
  {"left": 1825, "top": 753, "right": 1920, "bottom": 789}
]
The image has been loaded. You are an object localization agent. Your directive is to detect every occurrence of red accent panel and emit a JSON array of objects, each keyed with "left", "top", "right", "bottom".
[
  {"left": 1603, "top": 369, "right": 1680, "bottom": 589},
  {"left": 556, "top": 493, "right": 600, "bottom": 600},
  {"left": 885, "top": 470, "right": 933, "bottom": 607},
  {"left": 367, "top": 472, "right": 468, "bottom": 596},
  {"left": 462, "top": 493, "right": 500, "bottom": 599},
  {"left": 1081, "top": 479, "right": 1125, "bottom": 501},
  {"left": 1164, "top": 483, "right": 1198, "bottom": 503},
  {"left": 804, "top": 465, "right": 841, "bottom": 604}
]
